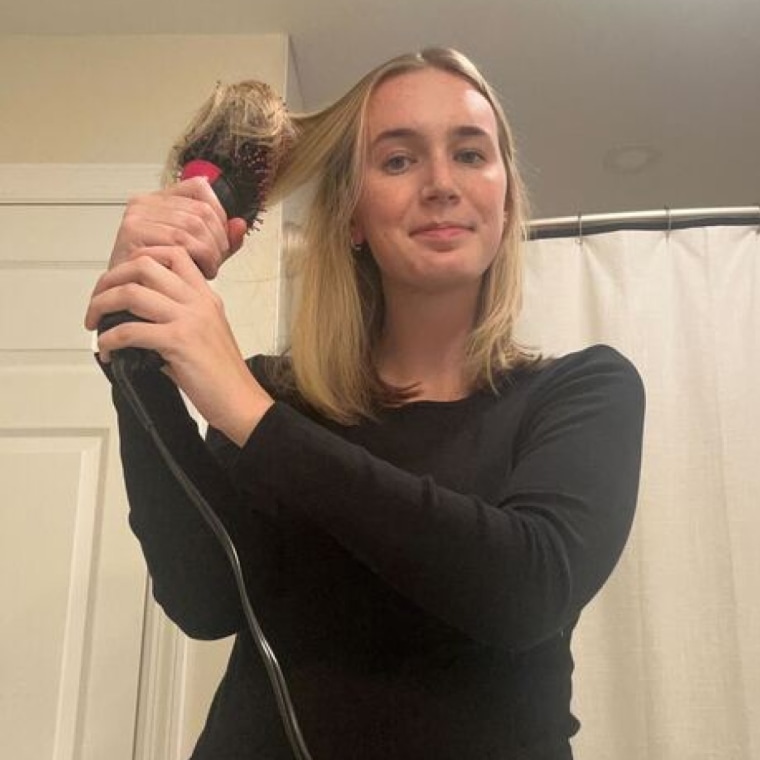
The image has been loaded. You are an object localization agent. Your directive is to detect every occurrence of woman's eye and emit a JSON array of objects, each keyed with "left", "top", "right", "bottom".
[
  {"left": 382, "top": 154, "right": 413, "bottom": 174},
  {"left": 457, "top": 149, "right": 486, "bottom": 165}
]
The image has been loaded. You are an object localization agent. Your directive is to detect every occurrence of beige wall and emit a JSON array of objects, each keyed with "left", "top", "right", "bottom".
[
  {"left": 0, "top": 33, "right": 299, "bottom": 356},
  {"left": 0, "top": 34, "right": 290, "bottom": 163}
]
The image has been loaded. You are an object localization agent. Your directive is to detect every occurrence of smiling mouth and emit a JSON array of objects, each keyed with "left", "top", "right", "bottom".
[{"left": 412, "top": 224, "right": 472, "bottom": 240}]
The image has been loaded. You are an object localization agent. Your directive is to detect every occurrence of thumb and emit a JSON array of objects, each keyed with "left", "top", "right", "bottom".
[{"left": 227, "top": 218, "right": 249, "bottom": 255}]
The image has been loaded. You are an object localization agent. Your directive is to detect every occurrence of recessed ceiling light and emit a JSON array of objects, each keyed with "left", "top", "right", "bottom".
[{"left": 603, "top": 144, "right": 662, "bottom": 175}]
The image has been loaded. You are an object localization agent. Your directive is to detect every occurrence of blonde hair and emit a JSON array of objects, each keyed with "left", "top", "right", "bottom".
[{"left": 271, "top": 48, "right": 535, "bottom": 424}]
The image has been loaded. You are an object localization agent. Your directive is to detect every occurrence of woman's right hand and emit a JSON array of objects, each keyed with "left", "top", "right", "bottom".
[{"left": 109, "top": 177, "right": 249, "bottom": 279}]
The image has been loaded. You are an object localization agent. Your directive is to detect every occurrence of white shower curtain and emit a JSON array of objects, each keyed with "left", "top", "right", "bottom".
[{"left": 516, "top": 223, "right": 760, "bottom": 759}]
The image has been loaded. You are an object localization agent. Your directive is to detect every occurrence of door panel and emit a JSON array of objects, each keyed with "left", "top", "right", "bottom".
[
  {"left": 0, "top": 169, "right": 150, "bottom": 760},
  {"left": 1, "top": 164, "right": 287, "bottom": 759}
]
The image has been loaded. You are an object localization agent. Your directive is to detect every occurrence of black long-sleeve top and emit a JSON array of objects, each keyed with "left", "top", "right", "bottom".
[{"left": 107, "top": 344, "right": 645, "bottom": 760}]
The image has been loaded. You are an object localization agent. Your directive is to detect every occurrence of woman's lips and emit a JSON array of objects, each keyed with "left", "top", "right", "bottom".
[{"left": 411, "top": 224, "right": 472, "bottom": 240}]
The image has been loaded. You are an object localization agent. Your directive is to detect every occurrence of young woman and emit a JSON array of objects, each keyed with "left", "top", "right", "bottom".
[{"left": 86, "top": 48, "right": 645, "bottom": 760}]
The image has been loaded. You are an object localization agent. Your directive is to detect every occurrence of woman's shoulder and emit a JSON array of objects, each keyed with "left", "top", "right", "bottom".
[
  {"left": 537, "top": 343, "right": 641, "bottom": 380},
  {"left": 494, "top": 344, "right": 646, "bottom": 459},
  {"left": 245, "top": 353, "right": 312, "bottom": 411},
  {"left": 505, "top": 343, "right": 645, "bottom": 411},
  {"left": 244, "top": 353, "right": 294, "bottom": 397}
]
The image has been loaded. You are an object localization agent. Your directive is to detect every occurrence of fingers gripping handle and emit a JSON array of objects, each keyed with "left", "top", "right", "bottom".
[
  {"left": 96, "top": 78, "right": 291, "bottom": 373},
  {"left": 96, "top": 161, "right": 228, "bottom": 374}
]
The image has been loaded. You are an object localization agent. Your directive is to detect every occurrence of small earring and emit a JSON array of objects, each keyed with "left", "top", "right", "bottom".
[{"left": 351, "top": 240, "right": 364, "bottom": 253}]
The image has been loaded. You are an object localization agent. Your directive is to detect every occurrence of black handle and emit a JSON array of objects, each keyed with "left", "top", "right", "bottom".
[{"left": 97, "top": 310, "right": 166, "bottom": 372}]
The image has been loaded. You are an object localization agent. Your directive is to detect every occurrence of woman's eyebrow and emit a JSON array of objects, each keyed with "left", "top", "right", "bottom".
[
  {"left": 452, "top": 125, "right": 490, "bottom": 139},
  {"left": 370, "top": 127, "right": 420, "bottom": 148},
  {"left": 371, "top": 124, "right": 490, "bottom": 149}
]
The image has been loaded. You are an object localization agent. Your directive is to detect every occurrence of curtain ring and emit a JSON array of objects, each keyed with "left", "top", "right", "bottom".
[
  {"left": 665, "top": 205, "right": 672, "bottom": 240},
  {"left": 576, "top": 213, "right": 583, "bottom": 246}
]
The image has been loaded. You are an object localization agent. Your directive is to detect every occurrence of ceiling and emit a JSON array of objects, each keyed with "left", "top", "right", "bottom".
[{"left": 3, "top": 0, "right": 759, "bottom": 218}]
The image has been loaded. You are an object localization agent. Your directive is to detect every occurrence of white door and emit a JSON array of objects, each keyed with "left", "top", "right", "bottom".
[
  {"left": 0, "top": 164, "right": 287, "bottom": 760},
  {"left": 0, "top": 165, "right": 157, "bottom": 760}
]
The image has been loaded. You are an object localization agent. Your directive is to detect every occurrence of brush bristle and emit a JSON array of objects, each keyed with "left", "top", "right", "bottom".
[{"left": 166, "top": 81, "right": 294, "bottom": 226}]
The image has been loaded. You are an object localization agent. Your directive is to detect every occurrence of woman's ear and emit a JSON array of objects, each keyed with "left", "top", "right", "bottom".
[{"left": 349, "top": 221, "right": 364, "bottom": 248}]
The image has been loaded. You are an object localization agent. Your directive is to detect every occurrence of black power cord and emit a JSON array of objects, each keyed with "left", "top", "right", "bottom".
[{"left": 111, "top": 356, "right": 314, "bottom": 760}]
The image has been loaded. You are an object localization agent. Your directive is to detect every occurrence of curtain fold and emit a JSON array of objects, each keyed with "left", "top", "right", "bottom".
[{"left": 516, "top": 225, "right": 760, "bottom": 760}]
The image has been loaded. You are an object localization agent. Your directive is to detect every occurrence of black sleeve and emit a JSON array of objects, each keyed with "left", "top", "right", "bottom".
[
  {"left": 103, "top": 360, "right": 278, "bottom": 639},
  {"left": 225, "top": 346, "right": 645, "bottom": 650}
]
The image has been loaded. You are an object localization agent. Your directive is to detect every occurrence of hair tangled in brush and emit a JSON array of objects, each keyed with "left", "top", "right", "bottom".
[{"left": 164, "top": 80, "right": 295, "bottom": 227}]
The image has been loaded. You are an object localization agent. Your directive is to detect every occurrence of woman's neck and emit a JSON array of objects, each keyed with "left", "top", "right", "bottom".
[{"left": 375, "top": 285, "right": 480, "bottom": 402}]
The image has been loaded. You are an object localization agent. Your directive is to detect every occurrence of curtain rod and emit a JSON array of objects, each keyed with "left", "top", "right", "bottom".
[
  {"left": 528, "top": 206, "right": 760, "bottom": 240},
  {"left": 2, "top": 202, "right": 759, "bottom": 237}
]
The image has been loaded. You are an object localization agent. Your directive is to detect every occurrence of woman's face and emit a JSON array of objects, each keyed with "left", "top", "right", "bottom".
[{"left": 352, "top": 68, "right": 508, "bottom": 298}]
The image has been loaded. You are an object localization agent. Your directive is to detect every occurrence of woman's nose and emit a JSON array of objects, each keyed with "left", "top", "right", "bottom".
[{"left": 421, "top": 157, "right": 460, "bottom": 203}]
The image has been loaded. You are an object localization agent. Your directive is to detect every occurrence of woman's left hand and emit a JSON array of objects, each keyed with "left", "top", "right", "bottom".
[{"left": 84, "top": 246, "right": 273, "bottom": 446}]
